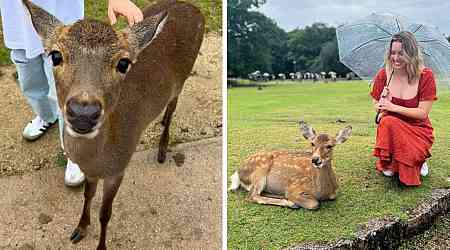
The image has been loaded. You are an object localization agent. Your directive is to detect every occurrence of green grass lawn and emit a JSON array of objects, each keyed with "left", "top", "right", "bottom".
[
  {"left": 0, "top": 0, "right": 221, "bottom": 65},
  {"left": 227, "top": 81, "right": 450, "bottom": 250}
]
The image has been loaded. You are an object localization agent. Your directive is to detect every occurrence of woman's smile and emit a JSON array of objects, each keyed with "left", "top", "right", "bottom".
[{"left": 390, "top": 41, "right": 405, "bottom": 70}]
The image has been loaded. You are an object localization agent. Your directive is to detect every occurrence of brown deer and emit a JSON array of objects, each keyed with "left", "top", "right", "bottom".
[
  {"left": 229, "top": 121, "right": 352, "bottom": 210},
  {"left": 23, "top": 0, "right": 204, "bottom": 249}
]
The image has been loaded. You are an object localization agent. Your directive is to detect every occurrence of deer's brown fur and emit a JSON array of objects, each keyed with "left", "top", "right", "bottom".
[
  {"left": 23, "top": 0, "right": 204, "bottom": 249},
  {"left": 229, "top": 121, "right": 352, "bottom": 210}
]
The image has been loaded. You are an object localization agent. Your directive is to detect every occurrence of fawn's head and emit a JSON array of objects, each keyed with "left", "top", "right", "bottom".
[
  {"left": 23, "top": 0, "right": 167, "bottom": 139},
  {"left": 299, "top": 121, "right": 352, "bottom": 168}
]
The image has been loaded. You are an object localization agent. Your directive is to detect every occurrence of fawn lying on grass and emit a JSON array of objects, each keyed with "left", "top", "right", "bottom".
[{"left": 230, "top": 121, "right": 352, "bottom": 209}]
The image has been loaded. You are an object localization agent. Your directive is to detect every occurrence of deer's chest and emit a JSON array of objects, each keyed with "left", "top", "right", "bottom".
[{"left": 64, "top": 131, "right": 131, "bottom": 178}]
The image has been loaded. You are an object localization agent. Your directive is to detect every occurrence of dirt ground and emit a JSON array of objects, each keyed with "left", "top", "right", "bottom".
[
  {"left": 0, "top": 33, "right": 222, "bottom": 177},
  {"left": 0, "top": 137, "right": 222, "bottom": 250}
]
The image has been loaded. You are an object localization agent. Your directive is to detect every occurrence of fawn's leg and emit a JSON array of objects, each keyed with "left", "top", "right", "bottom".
[
  {"left": 328, "top": 192, "right": 337, "bottom": 200},
  {"left": 96, "top": 174, "right": 124, "bottom": 250},
  {"left": 158, "top": 97, "right": 179, "bottom": 163},
  {"left": 160, "top": 97, "right": 178, "bottom": 126},
  {"left": 71, "top": 177, "right": 98, "bottom": 243},
  {"left": 287, "top": 191, "right": 319, "bottom": 210},
  {"left": 247, "top": 167, "right": 299, "bottom": 209},
  {"left": 250, "top": 194, "right": 300, "bottom": 208}
]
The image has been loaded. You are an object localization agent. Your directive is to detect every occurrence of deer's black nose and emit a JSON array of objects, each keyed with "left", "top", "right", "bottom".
[
  {"left": 66, "top": 98, "right": 102, "bottom": 134},
  {"left": 311, "top": 157, "right": 321, "bottom": 165}
]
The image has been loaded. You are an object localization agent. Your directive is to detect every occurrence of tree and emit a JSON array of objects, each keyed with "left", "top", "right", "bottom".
[
  {"left": 228, "top": 0, "right": 290, "bottom": 77},
  {"left": 318, "top": 39, "right": 349, "bottom": 74},
  {"left": 227, "top": 0, "right": 266, "bottom": 43},
  {"left": 288, "top": 23, "right": 335, "bottom": 72},
  {"left": 228, "top": 4, "right": 351, "bottom": 77},
  {"left": 286, "top": 23, "right": 349, "bottom": 75}
]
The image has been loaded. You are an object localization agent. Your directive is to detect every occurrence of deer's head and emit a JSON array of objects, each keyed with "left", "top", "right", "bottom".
[
  {"left": 299, "top": 121, "right": 352, "bottom": 168},
  {"left": 23, "top": 0, "right": 167, "bottom": 139}
]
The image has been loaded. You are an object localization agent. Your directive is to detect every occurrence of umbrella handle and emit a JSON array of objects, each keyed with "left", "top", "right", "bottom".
[
  {"left": 375, "top": 70, "right": 394, "bottom": 125},
  {"left": 375, "top": 110, "right": 382, "bottom": 124}
]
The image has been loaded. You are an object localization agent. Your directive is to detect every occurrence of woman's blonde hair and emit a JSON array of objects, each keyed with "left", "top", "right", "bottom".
[{"left": 384, "top": 31, "right": 424, "bottom": 84}]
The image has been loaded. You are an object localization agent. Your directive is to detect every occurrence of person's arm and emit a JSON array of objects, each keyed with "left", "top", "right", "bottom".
[
  {"left": 376, "top": 99, "right": 433, "bottom": 120},
  {"left": 107, "top": 0, "right": 144, "bottom": 26}
]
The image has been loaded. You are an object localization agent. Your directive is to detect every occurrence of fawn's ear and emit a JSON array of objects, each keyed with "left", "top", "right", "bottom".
[
  {"left": 22, "top": 0, "right": 63, "bottom": 50},
  {"left": 335, "top": 125, "right": 352, "bottom": 144},
  {"left": 126, "top": 11, "right": 168, "bottom": 61},
  {"left": 299, "top": 120, "right": 316, "bottom": 141}
]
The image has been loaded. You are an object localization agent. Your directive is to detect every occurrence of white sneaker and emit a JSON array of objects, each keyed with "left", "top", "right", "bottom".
[
  {"left": 420, "top": 162, "right": 429, "bottom": 177},
  {"left": 65, "top": 159, "right": 85, "bottom": 187},
  {"left": 382, "top": 170, "right": 394, "bottom": 177},
  {"left": 22, "top": 116, "right": 57, "bottom": 141}
]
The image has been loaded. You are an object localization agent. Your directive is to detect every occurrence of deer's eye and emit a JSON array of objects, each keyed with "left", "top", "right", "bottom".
[
  {"left": 117, "top": 58, "right": 132, "bottom": 74},
  {"left": 326, "top": 145, "right": 333, "bottom": 149},
  {"left": 311, "top": 142, "right": 315, "bottom": 147},
  {"left": 49, "top": 50, "right": 63, "bottom": 66}
]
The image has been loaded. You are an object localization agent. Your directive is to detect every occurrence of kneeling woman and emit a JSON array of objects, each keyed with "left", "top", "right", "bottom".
[{"left": 371, "top": 31, "right": 437, "bottom": 186}]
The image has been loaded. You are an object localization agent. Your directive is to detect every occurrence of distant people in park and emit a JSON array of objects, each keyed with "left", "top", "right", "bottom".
[
  {"left": 371, "top": 31, "right": 437, "bottom": 186},
  {"left": 262, "top": 72, "right": 270, "bottom": 81},
  {"left": 329, "top": 71, "right": 337, "bottom": 81},
  {"left": 0, "top": 0, "right": 143, "bottom": 186},
  {"left": 289, "top": 72, "right": 295, "bottom": 80}
]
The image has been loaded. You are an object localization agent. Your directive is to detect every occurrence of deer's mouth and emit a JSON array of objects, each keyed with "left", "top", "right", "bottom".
[
  {"left": 312, "top": 160, "right": 323, "bottom": 168},
  {"left": 311, "top": 157, "right": 324, "bottom": 168},
  {"left": 65, "top": 119, "right": 103, "bottom": 139}
]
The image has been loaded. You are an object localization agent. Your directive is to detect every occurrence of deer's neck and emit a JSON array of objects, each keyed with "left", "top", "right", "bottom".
[
  {"left": 313, "top": 161, "right": 338, "bottom": 199},
  {"left": 64, "top": 125, "right": 107, "bottom": 166},
  {"left": 63, "top": 112, "right": 114, "bottom": 165}
]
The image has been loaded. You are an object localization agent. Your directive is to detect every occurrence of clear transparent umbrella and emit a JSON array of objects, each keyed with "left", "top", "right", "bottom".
[{"left": 336, "top": 12, "right": 450, "bottom": 87}]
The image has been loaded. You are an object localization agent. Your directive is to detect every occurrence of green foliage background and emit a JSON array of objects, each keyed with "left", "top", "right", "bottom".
[
  {"left": 0, "top": 0, "right": 221, "bottom": 65},
  {"left": 227, "top": 0, "right": 349, "bottom": 77}
]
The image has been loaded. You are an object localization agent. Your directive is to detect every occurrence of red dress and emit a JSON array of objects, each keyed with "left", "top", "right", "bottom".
[{"left": 370, "top": 68, "right": 437, "bottom": 186}]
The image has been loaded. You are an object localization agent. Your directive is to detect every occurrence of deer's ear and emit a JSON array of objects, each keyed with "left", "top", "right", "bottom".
[
  {"left": 22, "top": 0, "right": 63, "bottom": 49},
  {"left": 335, "top": 125, "right": 352, "bottom": 144},
  {"left": 299, "top": 120, "right": 316, "bottom": 141},
  {"left": 126, "top": 11, "right": 168, "bottom": 60}
]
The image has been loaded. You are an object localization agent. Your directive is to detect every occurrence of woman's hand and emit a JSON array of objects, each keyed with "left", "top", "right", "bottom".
[
  {"left": 108, "top": 0, "right": 144, "bottom": 26},
  {"left": 377, "top": 98, "right": 398, "bottom": 112},
  {"left": 380, "top": 86, "right": 391, "bottom": 100},
  {"left": 373, "top": 102, "right": 381, "bottom": 112}
]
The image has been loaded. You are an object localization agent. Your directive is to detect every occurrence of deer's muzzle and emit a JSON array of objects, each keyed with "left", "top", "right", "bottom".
[
  {"left": 311, "top": 156, "right": 323, "bottom": 168},
  {"left": 66, "top": 98, "right": 102, "bottom": 134}
]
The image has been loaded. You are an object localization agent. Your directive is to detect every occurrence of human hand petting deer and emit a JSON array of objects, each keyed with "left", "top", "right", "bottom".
[{"left": 108, "top": 0, "right": 144, "bottom": 26}]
